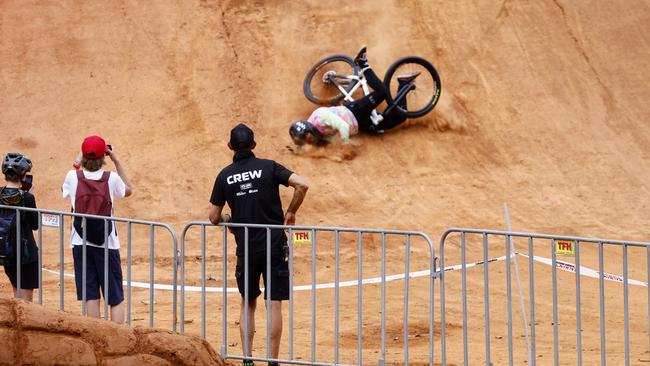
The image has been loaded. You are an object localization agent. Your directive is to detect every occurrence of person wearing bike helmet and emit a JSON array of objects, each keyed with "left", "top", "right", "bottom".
[
  {"left": 289, "top": 46, "right": 419, "bottom": 146},
  {"left": 1, "top": 152, "right": 39, "bottom": 302}
]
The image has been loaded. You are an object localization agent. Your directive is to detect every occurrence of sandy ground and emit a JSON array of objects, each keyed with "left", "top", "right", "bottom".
[{"left": 2, "top": 0, "right": 650, "bottom": 364}]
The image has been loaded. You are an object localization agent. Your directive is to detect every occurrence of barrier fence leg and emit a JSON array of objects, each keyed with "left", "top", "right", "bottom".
[
  {"left": 127, "top": 223, "right": 132, "bottom": 325},
  {"left": 59, "top": 214, "right": 65, "bottom": 311},
  {"left": 598, "top": 242, "right": 606, "bottom": 366},
  {"left": 222, "top": 226, "right": 228, "bottom": 355},
  {"left": 483, "top": 233, "right": 491, "bottom": 366}
]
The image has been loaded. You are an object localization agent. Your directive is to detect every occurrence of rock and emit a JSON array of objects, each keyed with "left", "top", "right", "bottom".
[{"left": 0, "top": 297, "right": 224, "bottom": 365}]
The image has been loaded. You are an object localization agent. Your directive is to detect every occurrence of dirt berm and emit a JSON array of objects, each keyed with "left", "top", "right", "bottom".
[{"left": 0, "top": 297, "right": 224, "bottom": 365}]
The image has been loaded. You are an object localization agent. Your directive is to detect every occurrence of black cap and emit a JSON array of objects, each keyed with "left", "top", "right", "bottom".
[{"left": 229, "top": 123, "right": 255, "bottom": 150}]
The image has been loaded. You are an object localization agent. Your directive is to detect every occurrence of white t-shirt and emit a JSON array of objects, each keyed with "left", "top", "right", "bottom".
[{"left": 62, "top": 169, "right": 126, "bottom": 249}]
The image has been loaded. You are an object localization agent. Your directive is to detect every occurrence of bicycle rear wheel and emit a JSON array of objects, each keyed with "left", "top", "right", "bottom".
[
  {"left": 303, "top": 54, "right": 359, "bottom": 106},
  {"left": 384, "top": 56, "right": 442, "bottom": 118}
]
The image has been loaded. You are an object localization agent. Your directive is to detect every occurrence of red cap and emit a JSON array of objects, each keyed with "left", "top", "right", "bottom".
[{"left": 81, "top": 135, "right": 109, "bottom": 159}]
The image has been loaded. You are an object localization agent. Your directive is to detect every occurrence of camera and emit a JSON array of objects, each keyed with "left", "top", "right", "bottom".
[
  {"left": 21, "top": 174, "right": 33, "bottom": 192},
  {"left": 105, "top": 144, "right": 112, "bottom": 156}
]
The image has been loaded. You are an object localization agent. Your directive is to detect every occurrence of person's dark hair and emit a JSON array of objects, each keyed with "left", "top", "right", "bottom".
[
  {"left": 3, "top": 172, "right": 22, "bottom": 183},
  {"left": 81, "top": 157, "right": 104, "bottom": 172}
]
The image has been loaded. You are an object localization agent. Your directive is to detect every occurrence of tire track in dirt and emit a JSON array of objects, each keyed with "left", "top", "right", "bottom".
[{"left": 550, "top": 0, "right": 616, "bottom": 113}]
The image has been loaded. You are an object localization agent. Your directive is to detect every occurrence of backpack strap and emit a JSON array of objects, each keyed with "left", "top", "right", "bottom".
[
  {"left": 0, "top": 187, "right": 24, "bottom": 206},
  {"left": 76, "top": 170, "right": 111, "bottom": 183}
]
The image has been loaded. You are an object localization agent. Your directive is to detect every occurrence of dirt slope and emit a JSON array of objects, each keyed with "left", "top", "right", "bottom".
[
  {"left": 2, "top": 0, "right": 650, "bottom": 364},
  {"left": 3, "top": 0, "right": 649, "bottom": 237}
]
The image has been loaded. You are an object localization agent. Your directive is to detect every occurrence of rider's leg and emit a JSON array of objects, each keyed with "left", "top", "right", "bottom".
[
  {"left": 344, "top": 93, "right": 381, "bottom": 132},
  {"left": 344, "top": 67, "right": 387, "bottom": 132},
  {"left": 375, "top": 110, "right": 407, "bottom": 131},
  {"left": 373, "top": 79, "right": 411, "bottom": 131},
  {"left": 348, "top": 46, "right": 392, "bottom": 132},
  {"left": 362, "top": 67, "right": 386, "bottom": 98},
  {"left": 352, "top": 46, "right": 387, "bottom": 105}
]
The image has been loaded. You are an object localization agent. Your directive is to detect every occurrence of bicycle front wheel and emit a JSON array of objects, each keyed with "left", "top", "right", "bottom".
[
  {"left": 303, "top": 54, "right": 359, "bottom": 106},
  {"left": 384, "top": 56, "right": 442, "bottom": 118}
]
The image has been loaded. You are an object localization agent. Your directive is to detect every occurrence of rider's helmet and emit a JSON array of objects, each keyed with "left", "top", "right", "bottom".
[
  {"left": 289, "top": 120, "right": 323, "bottom": 145},
  {"left": 2, "top": 152, "right": 32, "bottom": 177}
]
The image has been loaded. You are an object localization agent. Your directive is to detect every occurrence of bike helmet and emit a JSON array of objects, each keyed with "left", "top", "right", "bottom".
[
  {"left": 289, "top": 120, "right": 323, "bottom": 145},
  {"left": 2, "top": 152, "right": 32, "bottom": 177}
]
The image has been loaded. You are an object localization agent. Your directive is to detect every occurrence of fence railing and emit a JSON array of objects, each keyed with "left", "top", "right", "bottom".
[
  {"left": 179, "top": 221, "right": 436, "bottom": 366},
  {"left": 0, "top": 204, "right": 179, "bottom": 330},
  {"left": 3, "top": 203, "right": 650, "bottom": 365},
  {"left": 438, "top": 228, "right": 650, "bottom": 366}
]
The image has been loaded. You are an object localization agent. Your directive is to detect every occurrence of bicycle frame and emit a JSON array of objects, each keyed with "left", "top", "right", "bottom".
[
  {"left": 328, "top": 72, "right": 414, "bottom": 126},
  {"left": 327, "top": 73, "right": 384, "bottom": 125}
]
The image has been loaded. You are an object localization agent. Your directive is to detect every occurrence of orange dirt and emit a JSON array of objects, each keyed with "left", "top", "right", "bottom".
[
  {"left": 0, "top": 297, "right": 223, "bottom": 365},
  {"left": 2, "top": 0, "right": 650, "bottom": 365}
]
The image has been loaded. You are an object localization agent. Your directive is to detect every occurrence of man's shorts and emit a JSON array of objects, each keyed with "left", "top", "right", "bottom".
[
  {"left": 236, "top": 245, "right": 290, "bottom": 301},
  {"left": 72, "top": 245, "right": 124, "bottom": 306},
  {"left": 4, "top": 260, "right": 39, "bottom": 289}
]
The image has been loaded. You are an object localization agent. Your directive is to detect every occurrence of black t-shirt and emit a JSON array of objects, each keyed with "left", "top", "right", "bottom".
[
  {"left": 1, "top": 188, "right": 39, "bottom": 264},
  {"left": 210, "top": 150, "right": 293, "bottom": 255}
]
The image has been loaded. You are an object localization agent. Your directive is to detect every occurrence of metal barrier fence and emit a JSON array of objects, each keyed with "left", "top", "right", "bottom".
[
  {"left": 438, "top": 228, "right": 650, "bottom": 366},
  {"left": 179, "top": 221, "right": 436, "bottom": 366},
  {"left": 0, "top": 204, "right": 178, "bottom": 330},
  {"left": 5, "top": 204, "right": 650, "bottom": 365}
]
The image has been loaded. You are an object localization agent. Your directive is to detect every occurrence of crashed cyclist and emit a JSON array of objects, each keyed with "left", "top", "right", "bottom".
[{"left": 289, "top": 46, "right": 419, "bottom": 146}]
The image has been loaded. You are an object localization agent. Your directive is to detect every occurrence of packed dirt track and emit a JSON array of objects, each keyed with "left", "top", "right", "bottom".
[{"left": 2, "top": 0, "right": 650, "bottom": 364}]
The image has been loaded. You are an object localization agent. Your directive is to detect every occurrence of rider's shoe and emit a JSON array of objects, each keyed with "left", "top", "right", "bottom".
[
  {"left": 353, "top": 45, "right": 368, "bottom": 69},
  {"left": 242, "top": 359, "right": 254, "bottom": 366},
  {"left": 397, "top": 71, "right": 421, "bottom": 91}
]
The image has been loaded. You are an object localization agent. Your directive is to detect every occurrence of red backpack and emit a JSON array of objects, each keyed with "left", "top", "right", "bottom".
[{"left": 73, "top": 170, "right": 113, "bottom": 245}]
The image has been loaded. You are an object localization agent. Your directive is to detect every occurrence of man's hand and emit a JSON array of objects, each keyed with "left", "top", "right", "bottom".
[
  {"left": 106, "top": 148, "right": 118, "bottom": 162},
  {"left": 284, "top": 211, "right": 296, "bottom": 226},
  {"left": 285, "top": 174, "right": 308, "bottom": 222},
  {"left": 106, "top": 147, "right": 133, "bottom": 197}
]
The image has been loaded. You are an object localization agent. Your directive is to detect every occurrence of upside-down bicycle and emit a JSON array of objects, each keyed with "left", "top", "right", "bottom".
[{"left": 303, "top": 53, "right": 442, "bottom": 125}]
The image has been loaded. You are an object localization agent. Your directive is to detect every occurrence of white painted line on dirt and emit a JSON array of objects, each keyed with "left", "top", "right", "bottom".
[
  {"left": 518, "top": 252, "right": 648, "bottom": 287},
  {"left": 41, "top": 255, "right": 507, "bottom": 293},
  {"left": 42, "top": 252, "right": 645, "bottom": 293}
]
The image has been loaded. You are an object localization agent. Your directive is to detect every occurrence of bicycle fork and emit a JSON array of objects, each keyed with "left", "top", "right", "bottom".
[{"left": 381, "top": 83, "right": 415, "bottom": 119}]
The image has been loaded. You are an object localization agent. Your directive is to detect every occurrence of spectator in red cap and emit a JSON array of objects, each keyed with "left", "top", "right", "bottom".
[{"left": 61, "top": 135, "right": 133, "bottom": 323}]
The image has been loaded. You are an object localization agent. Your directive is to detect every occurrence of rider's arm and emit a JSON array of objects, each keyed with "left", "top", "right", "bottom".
[{"left": 320, "top": 111, "right": 351, "bottom": 142}]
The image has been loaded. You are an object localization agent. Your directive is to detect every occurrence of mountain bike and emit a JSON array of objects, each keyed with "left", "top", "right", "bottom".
[{"left": 303, "top": 54, "right": 441, "bottom": 124}]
